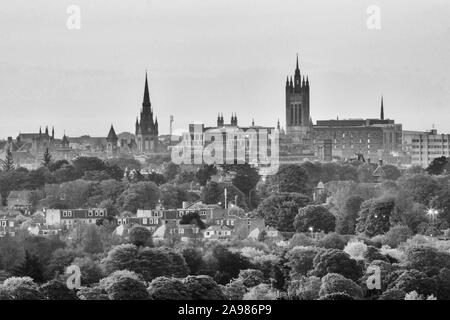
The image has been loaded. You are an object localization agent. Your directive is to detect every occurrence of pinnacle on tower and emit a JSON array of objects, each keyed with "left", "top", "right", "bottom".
[
  {"left": 380, "top": 96, "right": 384, "bottom": 120},
  {"left": 143, "top": 71, "right": 151, "bottom": 107}
]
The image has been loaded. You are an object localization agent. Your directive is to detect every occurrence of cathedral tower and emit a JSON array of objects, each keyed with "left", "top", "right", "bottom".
[
  {"left": 285, "top": 54, "right": 310, "bottom": 143},
  {"left": 135, "top": 72, "right": 159, "bottom": 153}
]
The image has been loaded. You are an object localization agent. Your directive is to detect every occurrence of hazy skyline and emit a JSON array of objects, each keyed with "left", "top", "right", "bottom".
[{"left": 0, "top": 0, "right": 449, "bottom": 139}]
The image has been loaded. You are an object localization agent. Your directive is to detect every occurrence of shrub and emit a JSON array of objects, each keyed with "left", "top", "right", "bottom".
[
  {"left": 383, "top": 225, "right": 412, "bottom": 248},
  {"left": 379, "top": 246, "right": 405, "bottom": 263},
  {"left": 390, "top": 269, "right": 438, "bottom": 297},
  {"left": 290, "top": 233, "right": 317, "bottom": 247},
  {"left": 286, "top": 246, "right": 320, "bottom": 278},
  {"left": 238, "top": 269, "right": 265, "bottom": 288},
  {"left": 1, "top": 277, "right": 44, "bottom": 300},
  {"left": 378, "top": 289, "right": 406, "bottom": 300},
  {"left": 311, "top": 249, "right": 362, "bottom": 282},
  {"left": 243, "top": 284, "right": 278, "bottom": 300},
  {"left": 221, "top": 279, "right": 247, "bottom": 300},
  {"left": 147, "top": 277, "right": 191, "bottom": 300},
  {"left": 107, "top": 277, "right": 149, "bottom": 300},
  {"left": 39, "top": 279, "right": 78, "bottom": 300},
  {"left": 183, "top": 275, "right": 226, "bottom": 300},
  {"left": 319, "top": 273, "right": 363, "bottom": 299},
  {"left": 317, "top": 233, "right": 347, "bottom": 250},
  {"left": 343, "top": 240, "right": 368, "bottom": 261},
  {"left": 287, "top": 276, "right": 321, "bottom": 300},
  {"left": 363, "top": 246, "right": 389, "bottom": 262},
  {"left": 318, "top": 292, "right": 354, "bottom": 300}
]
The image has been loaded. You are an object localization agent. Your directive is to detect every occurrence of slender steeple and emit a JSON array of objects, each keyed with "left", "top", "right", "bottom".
[
  {"left": 39, "top": 127, "right": 42, "bottom": 135},
  {"left": 143, "top": 71, "right": 151, "bottom": 108},
  {"left": 52, "top": 126, "right": 54, "bottom": 139},
  {"left": 380, "top": 96, "right": 384, "bottom": 120},
  {"left": 45, "top": 126, "right": 49, "bottom": 136}
]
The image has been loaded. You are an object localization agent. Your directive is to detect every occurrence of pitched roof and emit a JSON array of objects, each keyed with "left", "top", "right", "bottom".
[{"left": 107, "top": 125, "right": 118, "bottom": 140}]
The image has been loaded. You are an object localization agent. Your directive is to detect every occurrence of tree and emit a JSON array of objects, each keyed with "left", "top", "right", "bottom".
[
  {"left": 39, "top": 279, "right": 78, "bottom": 300},
  {"left": 426, "top": 156, "right": 449, "bottom": 175},
  {"left": 317, "top": 233, "right": 347, "bottom": 250},
  {"left": 383, "top": 225, "right": 412, "bottom": 248},
  {"left": 356, "top": 198, "right": 395, "bottom": 237},
  {"left": 389, "top": 269, "right": 437, "bottom": 297},
  {"left": 336, "top": 195, "right": 364, "bottom": 235},
  {"left": 13, "top": 251, "right": 44, "bottom": 283},
  {"left": 196, "top": 164, "right": 217, "bottom": 186},
  {"left": 73, "top": 256, "right": 104, "bottom": 285},
  {"left": 286, "top": 246, "right": 319, "bottom": 278},
  {"left": 221, "top": 279, "right": 247, "bottom": 300},
  {"left": 294, "top": 205, "right": 336, "bottom": 233},
  {"left": 103, "top": 245, "right": 189, "bottom": 282},
  {"left": 147, "top": 277, "right": 192, "bottom": 300},
  {"left": 203, "top": 245, "right": 250, "bottom": 285},
  {"left": 160, "top": 184, "right": 192, "bottom": 209},
  {"left": 183, "top": 275, "right": 226, "bottom": 300},
  {"left": 287, "top": 276, "right": 321, "bottom": 300},
  {"left": 180, "top": 247, "right": 203, "bottom": 275},
  {"left": 274, "top": 164, "right": 309, "bottom": 194},
  {"left": 129, "top": 226, "right": 153, "bottom": 247},
  {"left": 202, "top": 181, "right": 247, "bottom": 209},
  {"left": 107, "top": 277, "right": 149, "bottom": 300},
  {"left": 382, "top": 165, "right": 401, "bottom": 181},
  {"left": 223, "top": 164, "right": 260, "bottom": 206},
  {"left": 0, "top": 234, "right": 23, "bottom": 272},
  {"left": 318, "top": 292, "right": 354, "bottom": 300},
  {"left": 319, "top": 273, "right": 363, "bottom": 299},
  {"left": 397, "top": 173, "right": 440, "bottom": 206},
  {"left": 257, "top": 193, "right": 311, "bottom": 232},
  {"left": 163, "top": 162, "right": 180, "bottom": 181},
  {"left": 1, "top": 276, "right": 44, "bottom": 300},
  {"left": 1, "top": 150, "right": 15, "bottom": 171},
  {"left": 404, "top": 246, "right": 450, "bottom": 275},
  {"left": 237, "top": 269, "right": 265, "bottom": 288},
  {"left": 118, "top": 181, "right": 161, "bottom": 212},
  {"left": 311, "top": 249, "right": 362, "bottom": 282},
  {"left": 102, "top": 244, "right": 139, "bottom": 274},
  {"left": 431, "top": 188, "right": 450, "bottom": 225},
  {"left": 47, "top": 248, "right": 79, "bottom": 278},
  {"left": 42, "top": 148, "right": 52, "bottom": 167},
  {"left": 243, "top": 284, "right": 278, "bottom": 300},
  {"left": 179, "top": 212, "right": 206, "bottom": 229},
  {"left": 82, "top": 224, "right": 104, "bottom": 254}
]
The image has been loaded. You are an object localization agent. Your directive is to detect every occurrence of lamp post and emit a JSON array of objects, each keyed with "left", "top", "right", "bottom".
[{"left": 309, "top": 226, "right": 314, "bottom": 238}]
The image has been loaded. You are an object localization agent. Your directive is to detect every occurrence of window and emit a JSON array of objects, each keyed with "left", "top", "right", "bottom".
[{"left": 88, "top": 211, "right": 93, "bottom": 217}]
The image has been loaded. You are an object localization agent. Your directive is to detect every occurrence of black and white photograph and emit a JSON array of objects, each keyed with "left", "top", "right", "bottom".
[{"left": 0, "top": 0, "right": 450, "bottom": 310}]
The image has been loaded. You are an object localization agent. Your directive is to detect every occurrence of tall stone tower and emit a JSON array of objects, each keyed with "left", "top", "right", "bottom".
[
  {"left": 135, "top": 72, "right": 159, "bottom": 153},
  {"left": 285, "top": 54, "right": 310, "bottom": 144}
]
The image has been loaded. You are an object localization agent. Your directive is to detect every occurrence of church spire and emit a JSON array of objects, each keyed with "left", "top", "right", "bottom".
[
  {"left": 143, "top": 71, "right": 151, "bottom": 107},
  {"left": 380, "top": 95, "right": 384, "bottom": 120},
  {"left": 296, "top": 53, "right": 300, "bottom": 72}
]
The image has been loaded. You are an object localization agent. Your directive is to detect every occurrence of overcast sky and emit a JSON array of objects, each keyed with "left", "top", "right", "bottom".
[{"left": 0, "top": 0, "right": 449, "bottom": 138}]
